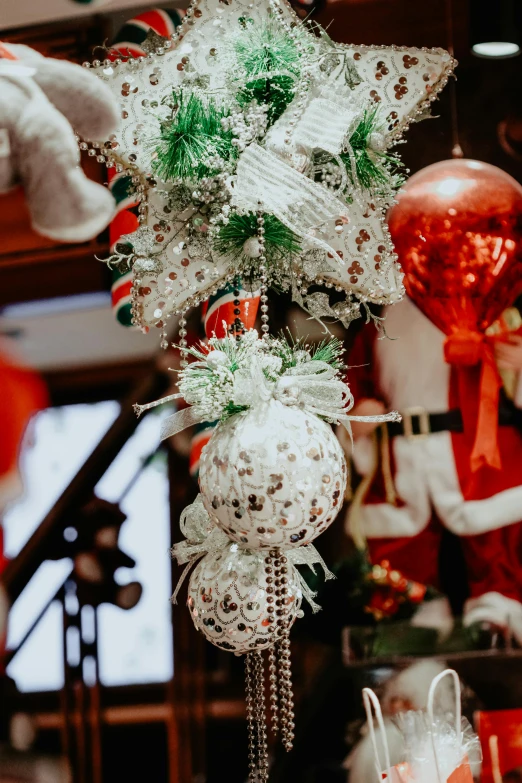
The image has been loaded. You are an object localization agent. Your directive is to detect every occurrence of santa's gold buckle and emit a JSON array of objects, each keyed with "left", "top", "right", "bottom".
[{"left": 402, "top": 406, "right": 431, "bottom": 439}]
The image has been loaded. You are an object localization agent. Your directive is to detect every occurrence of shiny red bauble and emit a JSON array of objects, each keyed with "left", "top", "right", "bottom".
[{"left": 388, "top": 159, "right": 522, "bottom": 335}]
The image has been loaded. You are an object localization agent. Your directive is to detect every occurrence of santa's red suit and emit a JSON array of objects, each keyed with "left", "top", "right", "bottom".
[{"left": 345, "top": 296, "right": 522, "bottom": 635}]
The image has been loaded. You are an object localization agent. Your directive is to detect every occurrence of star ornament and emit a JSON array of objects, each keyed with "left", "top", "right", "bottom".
[{"left": 84, "top": 0, "right": 455, "bottom": 330}]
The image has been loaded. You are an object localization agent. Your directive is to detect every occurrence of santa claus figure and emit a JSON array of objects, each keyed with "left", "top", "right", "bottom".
[{"left": 343, "top": 295, "right": 522, "bottom": 640}]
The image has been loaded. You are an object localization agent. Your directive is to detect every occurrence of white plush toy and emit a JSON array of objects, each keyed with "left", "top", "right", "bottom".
[{"left": 0, "top": 43, "right": 119, "bottom": 241}]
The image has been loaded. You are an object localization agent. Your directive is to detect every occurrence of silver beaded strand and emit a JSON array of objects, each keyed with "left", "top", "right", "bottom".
[
  {"left": 178, "top": 312, "right": 188, "bottom": 367},
  {"left": 256, "top": 211, "right": 270, "bottom": 339},
  {"left": 253, "top": 651, "right": 269, "bottom": 783},
  {"left": 268, "top": 645, "right": 280, "bottom": 736},
  {"left": 245, "top": 653, "right": 258, "bottom": 783},
  {"left": 273, "top": 549, "right": 295, "bottom": 752}
]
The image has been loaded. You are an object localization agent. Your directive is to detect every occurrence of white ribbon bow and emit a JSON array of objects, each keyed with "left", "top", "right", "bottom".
[
  {"left": 231, "top": 143, "right": 348, "bottom": 265},
  {"left": 135, "top": 358, "right": 400, "bottom": 442},
  {"left": 135, "top": 348, "right": 401, "bottom": 442}
]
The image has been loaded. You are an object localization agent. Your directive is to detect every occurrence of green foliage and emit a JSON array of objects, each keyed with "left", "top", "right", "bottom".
[
  {"left": 176, "top": 330, "right": 346, "bottom": 424},
  {"left": 238, "top": 75, "right": 296, "bottom": 126},
  {"left": 311, "top": 337, "right": 345, "bottom": 370},
  {"left": 231, "top": 19, "right": 303, "bottom": 124},
  {"left": 268, "top": 333, "right": 345, "bottom": 373},
  {"left": 342, "top": 106, "right": 404, "bottom": 193},
  {"left": 152, "top": 90, "right": 235, "bottom": 182},
  {"left": 223, "top": 400, "right": 249, "bottom": 419},
  {"left": 215, "top": 213, "right": 301, "bottom": 266}
]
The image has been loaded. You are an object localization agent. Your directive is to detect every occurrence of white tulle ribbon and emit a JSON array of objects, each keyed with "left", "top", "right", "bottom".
[
  {"left": 264, "top": 89, "right": 373, "bottom": 205},
  {"left": 135, "top": 353, "right": 401, "bottom": 442},
  {"left": 230, "top": 143, "right": 348, "bottom": 264},
  {"left": 287, "top": 544, "right": 335, "bottom": 613},
  {"left": 170, "top": 495, "right": 334, "bottom": 611},
  {"left": 271, "top": 360, "right": 401, "bottom": 444}
]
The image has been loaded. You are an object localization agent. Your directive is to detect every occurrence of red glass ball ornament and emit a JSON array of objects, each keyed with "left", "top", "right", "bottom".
[{"left": 388, "top": 159, "right": 522, "bottom": 334}]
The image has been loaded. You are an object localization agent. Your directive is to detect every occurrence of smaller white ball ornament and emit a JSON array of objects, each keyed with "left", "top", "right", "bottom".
[
  {"left": 199, "top": 398, "right": 347, "bottom": 549},
  {"left": 187, "top": 544, "right": 302, "bottom": 653}
]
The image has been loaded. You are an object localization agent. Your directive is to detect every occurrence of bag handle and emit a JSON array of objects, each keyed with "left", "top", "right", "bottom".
[
  {"left": 427, "top": 668, "right": 462, "bottom": 783},
  {"left": 362, "top": 687, "right": 392, "bottom": 782}
]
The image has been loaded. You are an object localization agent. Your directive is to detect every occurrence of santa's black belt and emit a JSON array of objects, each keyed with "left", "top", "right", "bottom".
[{"left": 386, "top": 404, "right": 519, "bottom": 438}]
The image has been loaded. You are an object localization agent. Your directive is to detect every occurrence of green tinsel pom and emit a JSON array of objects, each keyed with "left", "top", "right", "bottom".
[
  {"left": 215, "top": 213, "right": 301, "bottom": 265},
  {"left": 269, "top": 334, "right": 345, "bottom": 374},
  {"left": 238, "top": 75, "right": 296, "bottom": 126},
  {"left": 342, "top": 107, "right": 404, "bottom": 193},
  {"left": 230, "top": 19, "right": 304, "bottom": 125},
  {"left": 176, "top": 330, "right": 346, "bottom": 424},
  {"left": 310, "top": 337, "right": 345, "bottom": 370},
  {"left": 152, "top": 90, "right": 235, "bottom": 182}
]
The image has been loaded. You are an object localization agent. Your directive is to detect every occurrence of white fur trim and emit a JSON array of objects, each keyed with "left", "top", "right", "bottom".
[
  {"left": 446, "top": 484, "right": 522, "bottom": 535},
  {"left": 376, "top": 299, "right": 450, "bottom": 413},
  {"left": 353, "top": 430, "right": 522, "bottom": 537},
  {"left": 344, "top": 720, "right": 404, "bottom": 781},
  {"left": 464, "top": 592, "right": 522, "bottom": 642},
  {"left": 32, "top": 179, "right": 115, "bottom": 242}
]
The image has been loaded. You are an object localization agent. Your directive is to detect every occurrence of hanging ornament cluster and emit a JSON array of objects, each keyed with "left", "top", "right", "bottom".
[
  {"left": 79, "top": 2, "right": 454, "bottom": 778},
  {"left": 136, "top": 330, "right": 399, "bottom": 778},
  {"left": 81, "top": 0, "right": 455, "bottom": 340}
]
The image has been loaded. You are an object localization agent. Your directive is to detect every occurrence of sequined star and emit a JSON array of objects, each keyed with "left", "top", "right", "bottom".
[{"left": 87, "top": 0, "right": 455, "bottom": 329}]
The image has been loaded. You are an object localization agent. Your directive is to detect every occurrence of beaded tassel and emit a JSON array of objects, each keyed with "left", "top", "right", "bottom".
[
  {"left": 272, "top": 548, "right": 295, "bottom": 751},
  {"left": 243, "top": 547, "right": 297, "bottom": 780},
  {"left": 256, "top": 210, "right": 270, "bottom": 339},
  {"left": 245, "top": 651, "right": 269, "bottom": 783},
  {"left": 276, "top": 630, "right": 295, "bottom": 751},
  {"left": 268, "top": 646, "right": 279, "bottom": 736}
]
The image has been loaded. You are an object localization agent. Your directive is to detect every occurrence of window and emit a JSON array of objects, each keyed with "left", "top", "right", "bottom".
[{"left": 5, "top": 403, "right": 173, "bottom": 691}]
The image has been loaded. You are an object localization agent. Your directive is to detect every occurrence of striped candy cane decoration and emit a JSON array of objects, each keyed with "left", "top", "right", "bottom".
[
  {"left": 108, "top": 9, "right": 184, "bottom": 327},
  {"left": 108, "top": 171, "right": 140, "bottom": 326},
  {"left": 188, "top": 282, "right": 261, "bottom": 477},
  {"left": 203, "top": 282, "right": 260, "bottom": 339},
  {"left": 111, "top": 9, "right": 183, "bottom": 58}
]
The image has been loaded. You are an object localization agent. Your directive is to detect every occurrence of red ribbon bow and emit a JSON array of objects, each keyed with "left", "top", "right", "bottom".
[{"left": 443, "top": 328, "right": 503, "bottom": 472}]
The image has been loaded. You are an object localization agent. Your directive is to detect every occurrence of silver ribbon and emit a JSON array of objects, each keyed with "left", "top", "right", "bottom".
[
  {"left": 230, "top": 143, "right": 348, "bottom": 265},
  {"left": 271, "top": 360, "right": 400, "bottom": 445},
  {"left": 292, "top": 97, "right": 358, "bottom": 156},
  {"left": 170, "top": 494, "right": 335, "bottom": 612}
]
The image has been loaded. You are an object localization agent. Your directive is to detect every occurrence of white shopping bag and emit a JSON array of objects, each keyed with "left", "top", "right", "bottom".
[{"left": 362, "top": 669, "right": 476, "bottom": 783}]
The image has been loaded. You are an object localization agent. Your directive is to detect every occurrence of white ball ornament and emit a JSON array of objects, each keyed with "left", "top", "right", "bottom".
[
  {"left": 199, "top": 398, "right": 347, "bottom": 549},
  {"left": 187, "top": 543, "right": 302, "bottom": 653}
]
